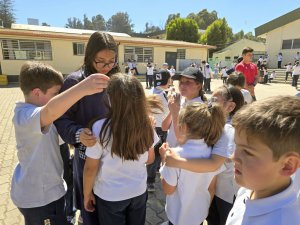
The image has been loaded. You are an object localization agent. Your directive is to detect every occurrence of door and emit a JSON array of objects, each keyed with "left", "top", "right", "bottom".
[{"left": 165, "top": 52, "right": 177, "bottom": 69}]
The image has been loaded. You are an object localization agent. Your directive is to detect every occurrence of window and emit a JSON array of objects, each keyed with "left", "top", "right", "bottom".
[
  {"left": 1, "top": 39, "right": 52, "bottom": 60},
  {"left": 73, "top": 42, "right": 85, "bottom": 55},
  {"left": 282, "top": 40, "right": 293, "bottom": 49},
  {"left": 177, "top": 49, "right": 186, "bottom": 59},
  {"left": 292, "top": 39, "right": 300, "bottom": 49},
  {"left": 124, "top": 46, "right": 153, "bottom": 63}
]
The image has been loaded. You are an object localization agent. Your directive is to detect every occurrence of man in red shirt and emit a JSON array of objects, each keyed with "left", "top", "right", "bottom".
[{"left": 235, "top": 47, "right": 258, "bottom": 101}]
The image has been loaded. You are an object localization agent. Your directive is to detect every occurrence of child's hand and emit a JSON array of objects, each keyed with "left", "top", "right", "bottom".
[
  {"left": 81, "top": 73, "right": 110, "bottom": 95},
  {"left": 80, "top": 128, "right": 97, "bottom": 147},
  {"left": 165, "top": 149, "right": 181, "bottom": 167},
  {"left": 159, "top": 142, "right": 171, "bottom": 164},
  {"left": 84, "top": 193, "right": 96, "bottom": 212}
]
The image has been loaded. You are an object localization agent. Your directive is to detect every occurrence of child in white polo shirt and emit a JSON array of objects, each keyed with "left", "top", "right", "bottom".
[
  {"left": 160, "top": 102, "right": 226, "bottom": 225},
  {"left": 11, "top": 61, "right": 109, "bottom": 225},
  {"left": 83, "top": 74, "right": 158, "bottom": 225},
  {"left": 226, "top": 96, "right": 300, "bottom": 225}
]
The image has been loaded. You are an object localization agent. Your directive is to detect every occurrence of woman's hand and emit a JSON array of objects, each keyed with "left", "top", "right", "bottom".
[
  {"left": 84, "top": 192, "right": 96, "bottom": 212},
  {"left": 80, "top": 128, "right": 97, "bottom": 147},
  {"left": 168, "top": 93, "right": 181, "bottom": 117}
]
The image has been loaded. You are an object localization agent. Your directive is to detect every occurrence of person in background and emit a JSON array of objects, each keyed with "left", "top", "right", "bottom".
[
  {"left": 269, "top": 70, "right": 276, "bottom": 83},
  {"left": 147, "top": 69, "right": 171, "bottom": 192},
  {"left": 235, "top": 47, "right": 258, "bottom": 101},
  {"left": 277, "top": 52, "right": 283, "bottom": 69},
  {"left": 146, "top": 62, "right": 154, "bottom": 89},
  {"left": 292, "top": 61, "right": 300, "bottom": 90},
  {"left": 226, "top": 96, "right": 300, "bottom": 225},
  {"left": 294, "top": 52, "right": 300, "bottom": 63},
  {"left": 226, "top": 71, "right": 253, "bottom": 104},
  {"left": 285, "top": 62, "right": 293, "bottom": 83},
  {"left": 54, "top": 31, "right": 120, "bottom": 225},
  {"left": 169, "top": 65, "right": 176, "bottom": 86},
  {"left": 203, "top": 63, "right": 213, "bottom": 93}
]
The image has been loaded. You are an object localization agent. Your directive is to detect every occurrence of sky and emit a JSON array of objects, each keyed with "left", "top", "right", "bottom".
[{"left": 13, "top": 0, "right": 300, "bottom": 34}]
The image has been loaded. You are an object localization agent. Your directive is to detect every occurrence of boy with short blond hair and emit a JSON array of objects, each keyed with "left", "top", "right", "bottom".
[
  {"left": 226, "top": 96, "right": 300, "bottom": 225},
  {"left": 11, "top": 61, "right": 109, "bottom": 225}
]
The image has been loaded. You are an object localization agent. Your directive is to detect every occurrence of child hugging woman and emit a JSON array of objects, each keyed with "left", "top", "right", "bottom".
[{"left": 83, "top": 73, "right": 159, "bottom": 225}]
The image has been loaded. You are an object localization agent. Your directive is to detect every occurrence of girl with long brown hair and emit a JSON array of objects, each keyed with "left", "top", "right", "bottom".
[{"left": 83, "top": 74, "right": 157, "bottom": 225}]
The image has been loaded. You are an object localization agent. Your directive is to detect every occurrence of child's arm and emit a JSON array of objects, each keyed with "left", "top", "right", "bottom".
[
  {"left": 161, "top": 112, "right": 172, "bottom": 131},
  {"left": 161, "top": 178, "right": 176, "bottom": 195},
  {"left": 83, "top": 157, "right": 100, "bottom": 212},
  {"left": 165, "top": 151, "right": 226, "bottom": 172},
  {"left": 41, "top": 74, "right": 109, "bottom": 128},
  {"left": 146, "top": 147, "right": 155, "bottom": 165}
]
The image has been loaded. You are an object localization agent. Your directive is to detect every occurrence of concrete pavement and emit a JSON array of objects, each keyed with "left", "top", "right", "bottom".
[{"left": 0, "top": 79, "right": 298, "bottom": 225}]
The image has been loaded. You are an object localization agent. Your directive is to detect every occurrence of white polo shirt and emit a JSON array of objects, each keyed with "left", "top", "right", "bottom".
[
  {"left": 226, "top": 182, "right": 300, "bottom": 225},
  {"left": 160, "top": 139, "right": 219, "bottom": 225},
  {"left": 85, "top": 119, "right": 159, "bottom": 201}
]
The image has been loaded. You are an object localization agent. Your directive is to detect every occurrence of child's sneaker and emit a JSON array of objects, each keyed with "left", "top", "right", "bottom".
[{"left": 147, "top": 183, "right": 155, "bottom": 192}]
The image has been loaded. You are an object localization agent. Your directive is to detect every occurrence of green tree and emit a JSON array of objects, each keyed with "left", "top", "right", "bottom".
[
  {"left": 199, "top": 18, "right": 232, "bottom": 49},
  {"left": 166, "top": 18, "right": 199, "bottom": 43},
  {"left": 83, "top": 14, "right": 93, "bottom": 30},
  {"left": 165, "top": 13, "right": 180, "bottom": 28},
  {"left": 92, "top": 14, "right": 106, "bottom": 31},
  {"left": 106, "top": 12, "right": 133, "bottom": 34},
  {"left": 0, "top": 0, "right": 15, "bottom": 28},
  {"left": 144, "top": 22, "right": 161, "bottom": 33},
  {"left": 66, "top": 17, "right": 83, "bottom": 29},
  {"left": 187, "top": 9, "right": 218, "bottom": 30}
]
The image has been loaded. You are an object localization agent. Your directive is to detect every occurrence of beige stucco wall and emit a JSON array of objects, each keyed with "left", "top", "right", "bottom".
[
  {"left": 119, "top": 43, "right": 208, "bottom": 74},
  {"left": 0, "top": 35, "right": 87, "bottom": 76},
  {"left": 1, "top": 35, "right": 209, "bottom": 78},
  {"left": 213, "top": 39, "right": 266, "bottom": 61},
  {"left": 264, "top": 19, "right": 300, "bottom": 68}
]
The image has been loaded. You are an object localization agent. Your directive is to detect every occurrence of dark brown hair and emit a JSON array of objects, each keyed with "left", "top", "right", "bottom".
[
  {"left": 242, "top": 47, "right": 254, "bottom": 55},
  {"left": 226, "top": 72, "right": 246, "bottom": 88},
  {"left": 99, "top": 73, "right": 154, "bottom": 160},
  {"left": 232, "top": 96, "right": 300, "bottom": 160},
  {"left": 19, "top": 61, "right": 63, "bottom": 95},
  {"left": 178, "top": 102, "right": 225, "bottom": 146},
  {"left": 84, "top": 32, "right": 120, "bottom": 76},
  {"left": 214, "top": 85, "right": 245, "bottom": 117}
]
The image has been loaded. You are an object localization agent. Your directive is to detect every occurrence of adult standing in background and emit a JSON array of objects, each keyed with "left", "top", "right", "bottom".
[
  {"left": 203, "top": 63, "right": 213, "bottom": 93},
  {"left": 55, "top": 31, "right": 120, "bottom": 225},
  {"left": 294, "top": 52, "right": 300, "bottom": 63},
  {"left": 277, "top": 52, "right": 283, "bottom": 68},
  {"left": 146, "top": 62, "right": 154, "bottom": 89},
  {"left": 235, "top": 47, "right": 258, "bottom": 101}
]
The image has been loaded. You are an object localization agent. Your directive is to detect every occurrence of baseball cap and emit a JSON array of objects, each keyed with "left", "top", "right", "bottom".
[
  {"left": 162, "top": 62, "right": 168, "bottom": 67},
  {"left": 172, "top": 67, "right": 204, "bottom": 83},
  {"left": 154, "top": 69, "right": 171, "bottom": 86}
]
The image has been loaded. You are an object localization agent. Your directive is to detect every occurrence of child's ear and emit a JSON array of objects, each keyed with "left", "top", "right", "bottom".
[
  {"left": 280, "top": 152, "right": 300, "bottom": 176},
  {"left": 32, "top": 88, "right": 41, "bottom": 97},
  {"left": 227, "top": 101, "right": 236, "bottom": 113}
]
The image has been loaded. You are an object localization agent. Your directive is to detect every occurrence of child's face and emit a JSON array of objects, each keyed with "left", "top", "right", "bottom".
[
  {"left": 178, "top": 77, "right": 201, "bottom": 100},
  {"left": 233, "top": 130, "right": 287, "bottom": 198},
  {"left": 38, "top": 85, "right": 61, "bottom": 106},
  {"left": 211, "top": 91, "right": 233, "bottom": 116}
]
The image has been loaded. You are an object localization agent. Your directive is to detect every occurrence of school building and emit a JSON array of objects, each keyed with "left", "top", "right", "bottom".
[
  {"left": 255, "top": 7, "right": 300, "bottom": 68},
  {"left": 0, "top": 24, "right": 215, "bottom": 82},
  {"left": 212, "top": 38, "right": 266, "bottom": 64}
]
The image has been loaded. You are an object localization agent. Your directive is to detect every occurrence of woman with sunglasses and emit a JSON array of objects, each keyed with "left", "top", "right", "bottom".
[{"left": 55, "top": 31, "right": 120, "bottom": 225}]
